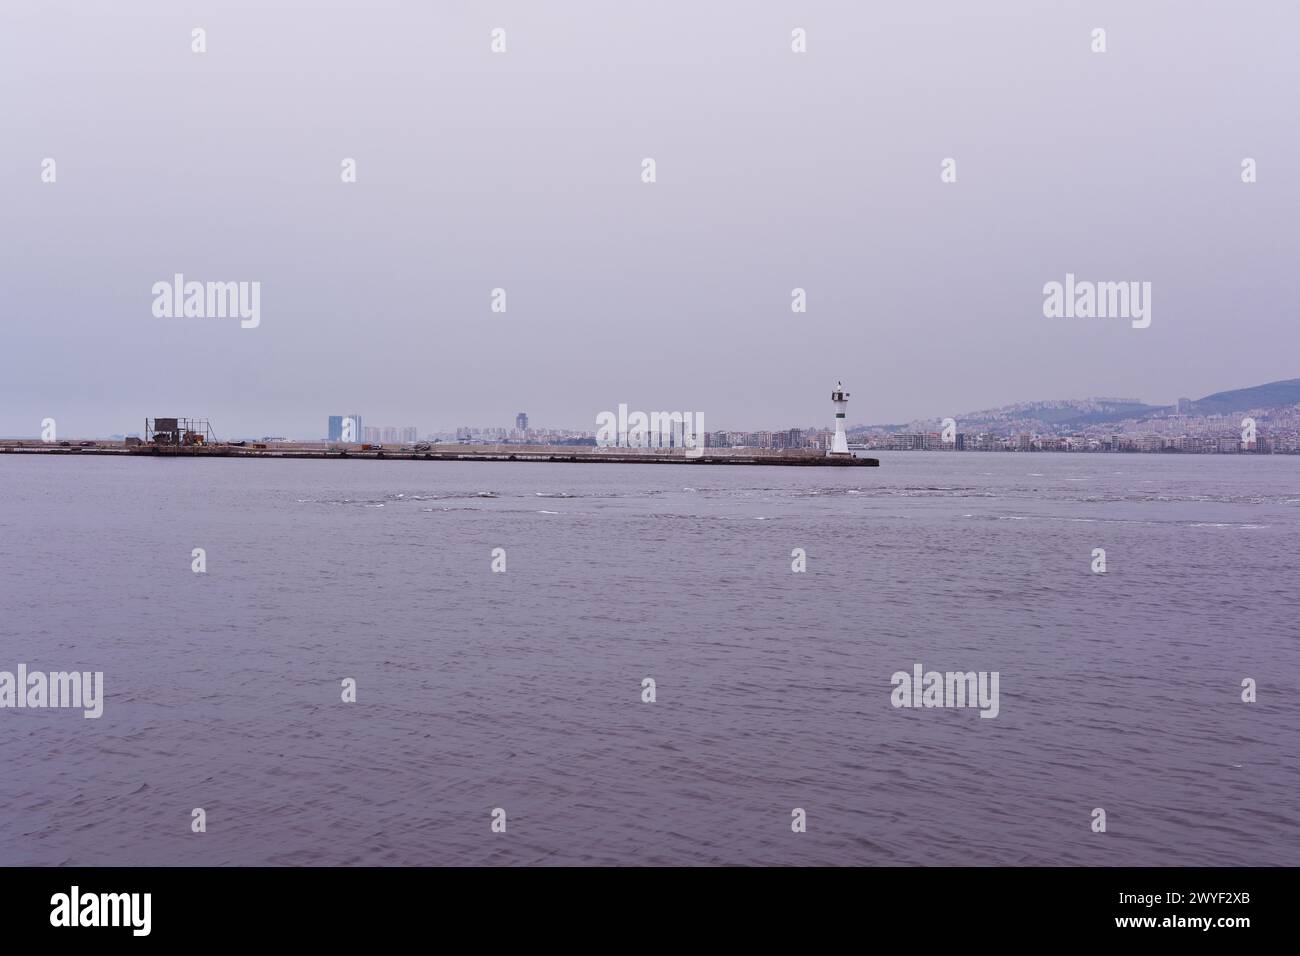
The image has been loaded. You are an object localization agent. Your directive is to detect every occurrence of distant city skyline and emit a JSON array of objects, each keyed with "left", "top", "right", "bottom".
[{"left": 10, "top": 372, "right": 1293, "bottom": 445}]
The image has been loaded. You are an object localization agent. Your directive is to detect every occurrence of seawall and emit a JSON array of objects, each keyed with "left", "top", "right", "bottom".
[{"left": 0, "top": 440, "right": 878, "bottom": 467}]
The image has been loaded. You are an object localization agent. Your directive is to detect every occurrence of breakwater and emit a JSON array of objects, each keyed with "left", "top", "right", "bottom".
[{"left": 0, "top": 440, "right": 878, "bottom": 467}]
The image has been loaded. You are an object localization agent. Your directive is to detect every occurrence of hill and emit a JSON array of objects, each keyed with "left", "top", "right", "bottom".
[{"left": 1186, "top": 378, "right": 1300, "bottom": 416}]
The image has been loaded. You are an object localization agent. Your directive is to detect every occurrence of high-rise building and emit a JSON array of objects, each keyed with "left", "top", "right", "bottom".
[
  {"left": 328, "top": 414, "right": 362, "bottom": 442},
  {"left": 516, "top": 412, "right": 529, "bottom": 431},
  {"left": 773, "top": 428, "right": 804, "bottom": 449}
]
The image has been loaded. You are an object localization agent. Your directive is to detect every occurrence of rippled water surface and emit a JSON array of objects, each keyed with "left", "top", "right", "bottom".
[{"left": 1, "top": 452, "right": 1297, "bottom": 865}]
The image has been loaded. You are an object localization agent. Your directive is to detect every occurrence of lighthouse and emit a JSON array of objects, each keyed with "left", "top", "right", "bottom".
[{"left": 829, "top": 381, "right": 851, "bottom": 456}]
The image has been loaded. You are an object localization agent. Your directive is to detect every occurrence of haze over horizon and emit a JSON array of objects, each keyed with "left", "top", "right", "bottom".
[
  {"left": 7, "top": 373, "right": 1297, "bottom": 441},
  {"left": 3, "top": 0, "right": 1297, "bottom": 438}
]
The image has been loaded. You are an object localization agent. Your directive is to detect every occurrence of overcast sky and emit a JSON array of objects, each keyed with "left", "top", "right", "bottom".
[{"left": 2, "top": 0, "right": 1296, "bottom": 438}]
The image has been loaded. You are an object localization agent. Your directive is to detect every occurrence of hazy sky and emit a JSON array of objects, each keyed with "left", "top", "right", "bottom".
[{"left": 2, "top": 0, "right": 1297, "bottom": 438}]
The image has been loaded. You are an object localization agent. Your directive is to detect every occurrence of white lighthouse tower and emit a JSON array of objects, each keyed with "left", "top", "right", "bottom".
[{"left": 829, "top": 381, "right": 851, "bottom": 456}]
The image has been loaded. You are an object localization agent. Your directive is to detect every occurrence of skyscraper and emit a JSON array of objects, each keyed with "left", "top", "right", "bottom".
[
  {"left": 328, "top": 414, "right": 362, "bottom": 442},
  {"left": 516, "top": 412, "right": 529, "bottom": 432}
]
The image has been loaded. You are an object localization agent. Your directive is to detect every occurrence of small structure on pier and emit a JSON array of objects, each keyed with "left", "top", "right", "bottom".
[{"left": 145, "top": 417, "right": 217, "bottom": 446}]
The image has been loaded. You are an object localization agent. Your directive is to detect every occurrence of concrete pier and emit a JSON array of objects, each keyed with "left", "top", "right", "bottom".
[{"left": 0, "top": 440, "right": 878, "bottom": 467}]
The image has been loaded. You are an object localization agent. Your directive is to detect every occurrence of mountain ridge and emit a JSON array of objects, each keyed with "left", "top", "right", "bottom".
[{"left": 853, "top": 378, "right": 1300, "bottom": 432}]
